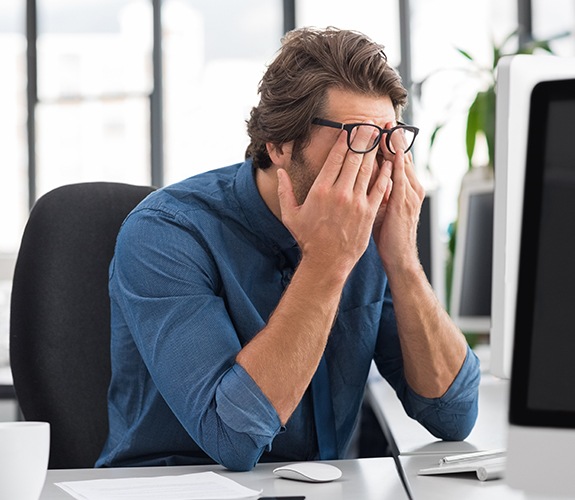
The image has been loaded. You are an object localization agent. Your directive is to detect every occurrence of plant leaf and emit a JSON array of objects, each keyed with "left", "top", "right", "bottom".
[
  {"left": 455, "top": 47, "right": 474, "bottom": 62},
  {"left": 493, "top": 44, "right": 500, "bottom": 69},
  {"left": 429, "top": 123, "right": 445, "bottom": 150},
  {"left": 484, "top": 87, "right": 496, "bottom": 167},
  {"left": 465, "top": 89, "right": 497, "bottom": 168},
  {"left": 465, "top": 94, "right": 481, "bottom": 168},
  {"left": 500, "top": 29, "right": 519, "bottom": 51}
]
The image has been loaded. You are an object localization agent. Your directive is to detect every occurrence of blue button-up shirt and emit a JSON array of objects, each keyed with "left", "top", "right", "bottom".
[{"left": 96, "top": 159, "right": 480, "bottom": 471}]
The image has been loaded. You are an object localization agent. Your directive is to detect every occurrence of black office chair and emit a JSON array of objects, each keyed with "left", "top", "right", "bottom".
[{"left": 10, "top": 182, "right": 155, "bottom": 469}]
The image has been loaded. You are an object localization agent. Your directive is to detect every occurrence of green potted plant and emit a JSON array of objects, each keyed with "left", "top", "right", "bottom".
[
  {"left": 459, "top": 30, "right": 562, "bottom": 171},
  {"left": 416, "top": 30, "right": 565, "bottom": 343}
]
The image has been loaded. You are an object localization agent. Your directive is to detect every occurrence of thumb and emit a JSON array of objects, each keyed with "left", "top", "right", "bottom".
[{"left": 277, "top": 168, "right": 298, "bottom": 220}]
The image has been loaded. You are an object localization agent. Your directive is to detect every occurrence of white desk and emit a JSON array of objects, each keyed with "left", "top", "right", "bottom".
[
  {"left": 367, "top": 371, "right": 509, "bottom": 456},
  {"left": 0, "top": 364, "right": 15, "bottom": 400},
  {"left": 39, "top": 458, "right": 409, "bottom": 500},
  {"left": 0, "top": 365, "right": 13, "bottom": 385},
  {"left": 365, "top": 355, "right": 533, "bottom": 498}
]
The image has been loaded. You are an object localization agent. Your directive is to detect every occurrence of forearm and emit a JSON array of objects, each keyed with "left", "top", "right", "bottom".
[
  {"left": 236, "top": 256, "right": 347, "bottom": 425},
  {"left": 372, "top": 147, "right": 466, "bottom": 396},
  {"left": 386, "top": 262, "right": 468, "bottom": 398}
]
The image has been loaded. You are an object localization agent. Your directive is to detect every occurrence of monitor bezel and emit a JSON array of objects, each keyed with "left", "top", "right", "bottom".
[
  {"left": 509, "top": 78, "right": 575, "bottom": 428},
  {"left": 449, "top": 175, "right": 494, "bottom": 335}
]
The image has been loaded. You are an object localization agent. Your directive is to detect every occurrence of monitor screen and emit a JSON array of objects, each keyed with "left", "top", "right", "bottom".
[
  {"left": 417, "top": 188, "right": 445, "bottom": 307},
  {"left": 417, "top": 195, "right": 433, "bottom": 285},
  {"left": 449, "top": 176, "right": 493, "bottom": 334},
  {"left": 509, "top": 78, "right": 575, "bottom": 427}
]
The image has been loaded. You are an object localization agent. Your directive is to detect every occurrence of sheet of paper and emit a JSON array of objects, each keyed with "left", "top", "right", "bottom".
[{"left": 55, "top": 471, "right": 263, "bottom": 500}]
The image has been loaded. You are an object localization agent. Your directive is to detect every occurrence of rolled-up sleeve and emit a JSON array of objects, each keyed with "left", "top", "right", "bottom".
[
  {"left": 111, "top": 206, "right": 283, "bottom": 470},
  {"left": 213, "top": 365, "right": 283, "bottom": 469},
  {"left": 374, "top": 284, "right": 481, "bottom": 441},
  {"left": 395, "top": 347, "right": 480, "bottom": 441}
]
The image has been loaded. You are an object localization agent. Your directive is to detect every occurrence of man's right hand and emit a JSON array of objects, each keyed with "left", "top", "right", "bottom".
[{"left": 277, "top": 125, "right": 392, "bottom": 281}]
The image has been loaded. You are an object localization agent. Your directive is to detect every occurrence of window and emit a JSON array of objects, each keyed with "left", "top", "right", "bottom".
[
  {"left": 296, "top": 0, "right": 401, "bottom": 67},
  {"left": 0, "top": 1, "right": 26, "bottom": 254},
  {"left": 35, "top": 0, "right": 152, "bottom": 199},
  {"left": 162, "top": 0, "right": 283, "bottom": 184},
  {"left": 532, "top": 0, "right": 575, "bottom": 56}
]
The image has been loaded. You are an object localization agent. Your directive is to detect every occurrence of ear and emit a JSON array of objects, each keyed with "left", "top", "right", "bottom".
[{"left": 266, "top": 141, "right": 293, "bottom": 168}]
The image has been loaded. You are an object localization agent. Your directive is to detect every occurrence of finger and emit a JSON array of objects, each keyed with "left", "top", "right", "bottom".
[
  {"left": 368, "top": 159, "right": 393, "bottom": 210},
  {"left": 396, "top": 150, "right": 426, "bottom": 201},
  {"left": 313, "top": 131, "right": 349, "bottom": 187},
  {"left": 380, "top": 158, "right": 393, "bottom": 184},
  {"left": 367, "top": 150, "right": 385, "bottom": 192},
  {"left": 353, "top": 135, "right": 381, "bottom": 194},
  {"left": 389, "top": 126, "right": 409, "bottom": 153},
  {"left": 371, "top": 157, "right": 394, "bottom": 201},
  {"left": 403, "top": 152, "right": 422, "bottom": 187},
  {"left": 277, "top": 168, "right": 298, "bottom": 220},
  {"left": 337, "top": 125, "right": 378, "bottom": 189},
  {"left": 391, "top": 148, "right": 406, "bottom": 188},
  {"left": 379, "top": 129, "right": 395, "bottom": 163}
]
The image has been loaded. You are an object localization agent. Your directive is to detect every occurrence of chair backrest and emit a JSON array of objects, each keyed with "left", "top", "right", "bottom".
[{"left": 10, "top": 182, "right": 155, "bottom": 469}]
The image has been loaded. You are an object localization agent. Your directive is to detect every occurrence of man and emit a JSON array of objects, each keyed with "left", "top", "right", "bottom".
[{"left": 97, "top": 27, "right": 480, "bottom": 471}]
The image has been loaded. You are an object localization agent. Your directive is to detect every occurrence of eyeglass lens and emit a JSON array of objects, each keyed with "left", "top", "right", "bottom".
[{"left": 348, "top": 124, "right": 415, "bottom": 154}]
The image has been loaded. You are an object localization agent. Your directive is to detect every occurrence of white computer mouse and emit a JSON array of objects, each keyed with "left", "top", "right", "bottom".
[{"left": 273, "top": 461, "right": 343, "bottom": 483}]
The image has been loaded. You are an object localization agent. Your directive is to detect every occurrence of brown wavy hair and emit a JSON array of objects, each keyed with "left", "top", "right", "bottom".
[{"left": 245, "top": 27, "right": 408, "bottom": 169}]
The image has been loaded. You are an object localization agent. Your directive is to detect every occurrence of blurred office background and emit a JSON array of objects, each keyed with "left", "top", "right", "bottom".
[{"left": 0, "top": 0, "right": 574, "bottom": 420}]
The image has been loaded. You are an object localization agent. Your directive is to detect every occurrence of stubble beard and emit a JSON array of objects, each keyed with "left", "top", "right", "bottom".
[{"left": 286, "top": 144, "right": 319, "bottom": 206}]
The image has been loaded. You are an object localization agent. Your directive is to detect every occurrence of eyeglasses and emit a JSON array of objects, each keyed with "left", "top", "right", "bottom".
[{"left": 311, "top": 118, "right": 419, "bottom": 154}]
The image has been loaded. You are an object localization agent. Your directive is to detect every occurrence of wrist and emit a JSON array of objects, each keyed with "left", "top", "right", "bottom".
[
  {"left": 296, "top": 254, "right": 351, "bottom": 292},
  {"left": 383, "top": 255, "right": 426, "bottom": 286},
  {"left": 379, "top": 244, "right": 421, "bottom": 272}
]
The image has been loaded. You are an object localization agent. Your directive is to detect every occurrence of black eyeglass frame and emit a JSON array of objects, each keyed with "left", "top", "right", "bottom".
[{"left": 311, "top": 117, "right": 419, "bottom": 154}]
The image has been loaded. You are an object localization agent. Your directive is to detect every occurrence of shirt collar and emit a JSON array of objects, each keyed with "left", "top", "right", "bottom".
[{"left": 234, "top": 159, "right": 298, "bottom": 255}]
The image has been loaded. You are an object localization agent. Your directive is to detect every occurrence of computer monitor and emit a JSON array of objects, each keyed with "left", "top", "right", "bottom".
[
  {"left": 490, "top": 55, "right": 575, "bottom": 379},
  {"left": 449, "top": 173, "right": 493, "bottom": 334},
  {"left": 506, "top": 77, "right": 575, "bottom": 498}
]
